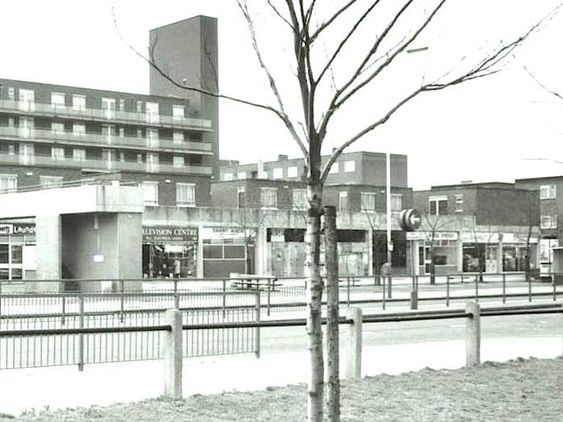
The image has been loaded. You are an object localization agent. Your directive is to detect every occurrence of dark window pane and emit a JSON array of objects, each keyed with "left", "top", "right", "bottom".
[
  {"left": 224, "top": 245, "right": 245, "bottom": 259},
  {"left": 0, "top": 244, "right": 8, "bottom": 264},
  {"left": 203, "top": 245, "right": 223, "bottom": 259},
  {"left": 438, "top": 200, "right": 448, "bottom": 215},
  {"left": 11, "top": 245, "right": 22, "bottom": 264}
]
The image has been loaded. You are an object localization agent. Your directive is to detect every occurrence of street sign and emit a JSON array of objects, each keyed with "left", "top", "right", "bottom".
[{"left": 399, "top": 209, "right": 421, "bottom": 232}]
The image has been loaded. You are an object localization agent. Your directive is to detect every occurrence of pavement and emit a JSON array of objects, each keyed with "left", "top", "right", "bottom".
[{"left": 0, "top": 335, "right": 561, "bottom": 416}]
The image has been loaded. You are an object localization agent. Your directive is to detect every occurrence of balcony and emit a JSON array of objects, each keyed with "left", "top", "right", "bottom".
[
  {"left": 0, "top": 126, "right": 213, "bottom": 154},
  {"left": 0, "top": 151, "right": 212, "bottom": 176},
  {"left": 0, "top": 99, "right": 213, "bottom": 131}
]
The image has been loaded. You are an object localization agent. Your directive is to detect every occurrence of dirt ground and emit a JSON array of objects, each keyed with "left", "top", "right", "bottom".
[{"left": 5, "top": 357, "right": 562, "bottom": 422}]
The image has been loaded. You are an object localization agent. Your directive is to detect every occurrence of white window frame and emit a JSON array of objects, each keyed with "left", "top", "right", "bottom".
[
  {"left": 73, "top": 123, "right": 86, "bottom": 136},
  {"left": 40, "top": 175, "right": 63, "bottom": 189},
  {"left": 142, "top": 181, "right": 159, "bottom": 206},
  {"left": 260, "top": 187, "right": 278, "bottom": 209},
  {"left": 338, "top": 191, "right": 348, "bottom": 211},
  {"left": 73, "top": 148, "right": 86, "bottom": 161},
  {"left": 292, "top": 189, "right": 308, "bottom": 210},
  {"left": 391, "top": 193, "right": 403, "bottom": 212},
  {"left": 172, "top": 105, "right": 185, "bottom": 120},
  {"left": 272, "top": 168, "right": 283, "bottom": 179},
  {"left": 51, "top": 122, "right": 65, "bottom": 135},
  {"left": 360, "top": 192, "right": 377, "bottom": 212},
  {"left": 344, "top": 160, "right": 356, "bottom": 173},
  {"left": 454, "top": 193, "right": 464, "bottom": 212},
  {"left": 329, "top": 163, "right": 339, "bottom": 174},
  {"left": 540, "top": 184, "right": 556, "bottom": 200},
  {"left": 237, "top": 171, "right": 247, "bottom": 180},
  {"left": 51, "top": 147, "right": 65, "bottom": 160},
  {"left": 173, "top": 131, "right": 184, "bottom": 144},
  {"left": 145, "top": 102, "right": 159, "bottom": 123},
  {"left": 51, "top": 92, "right": 66, "bottom": 109},
  {"left": 72, "top": 94, "right": 86, "bottom": 111},
  {"left": 173, "top": 155, "right": 184, "bottom": 168},
  {"left": 429, "top": 195, "right": 448, "bottom": 216},
  {"left": 287, "top": 166, "right": 298, "bottom": 178},
  {"left": 223, "top": 173, "right": 233, "bottom": 181},
  {"left": 540, "top": 215, "right": 558, "bottom": 229},
  {"left": 0, "top": 174, "right": 17, "bottom": 193},
  {"left": 176, "top": 183, "right": 196, "bottom": 207}
]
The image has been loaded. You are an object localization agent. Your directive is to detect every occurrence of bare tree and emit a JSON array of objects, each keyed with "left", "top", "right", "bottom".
[{"left": 117, "top": 2, "right": 561, "bottom": 420}]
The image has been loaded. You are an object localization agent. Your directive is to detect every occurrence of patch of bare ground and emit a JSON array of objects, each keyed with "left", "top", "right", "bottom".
[{"left": 7, "top": 357, "right": 562, "bottom": 422}]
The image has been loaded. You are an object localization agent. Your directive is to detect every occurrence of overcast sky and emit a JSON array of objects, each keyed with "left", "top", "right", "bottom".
[{"left": 2, "top": 0, "right": 562, "bottom": 189}]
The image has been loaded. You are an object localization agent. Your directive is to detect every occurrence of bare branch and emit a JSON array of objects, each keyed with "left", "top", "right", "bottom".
[
  {"left": 265, "top": 0, "right": 295, "bottom": 31},
  {"left": 235, "top": 0, "right": 308, "bottom": 157},
  {"left": 523, "top": 65, "right": 563, "bottom": 102},
  {"left": 310, "top": 0, "right": 358, "bottom": 42}
]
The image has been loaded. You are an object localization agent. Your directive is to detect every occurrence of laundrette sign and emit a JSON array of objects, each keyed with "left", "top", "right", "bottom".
[
  {"left": 142, "top": 226, "right": 198, "bottom": 243},
  {"left": 0, "top": 223, "right": 36, "bottom": 235}
]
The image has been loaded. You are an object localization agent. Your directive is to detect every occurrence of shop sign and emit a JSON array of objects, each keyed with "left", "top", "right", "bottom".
[
  {"left": 0, "top": 223, "right": 36, "bottom": 235},
  {"left": 142, "top": 226, "right": 198, "bottom": 243},
  {"left": 461, "top": 232, "right": 500, "bottom": 243},
  {"left": 201, "top": 227, "right": 254, "bottom": 241},
  {"left": 407, "top": 231, "right": 458, "bottom": 241}
]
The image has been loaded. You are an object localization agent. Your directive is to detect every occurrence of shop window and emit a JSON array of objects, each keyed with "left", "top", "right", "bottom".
[
  {"left": 142, "top": 181, "right": 159, "bottom": 206},
  {"left": 11, "top": 245, "right": 22, "bottom": 264},
  {"left": 176, "top": 183, "right": 195, "bottom": 207},
  {"left": 540, "top": 184, "right": 556, "bottom": 200},
  {"left": 360, "top": 192, "right": 376, "bottom": 212},
  {"left": 293, "top": 189, "right": 307, "bottom": 210},
  {"left": 0, "top": 244, "right": 8, "bottom": 264},
  {"left": 0, "top": 175, "right": 17, "bottom": 193},
  {"left": 260, "top": 188, "right": 278, "bottom": 209},
  {"left": 429, "top": 195, "right": 448, "bottom": 215}
]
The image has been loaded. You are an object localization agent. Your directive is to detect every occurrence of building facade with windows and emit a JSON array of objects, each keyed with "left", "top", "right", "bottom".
[
  {"left": 0, "top": 16, "right": 218, "bottom": 210},
  {"left": 413, "top": 182, "right": 540, "bottom": 275}
]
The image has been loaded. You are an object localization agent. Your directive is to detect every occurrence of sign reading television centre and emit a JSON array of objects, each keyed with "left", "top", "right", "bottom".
[{"left": 142, "top": 226, "right": 198, "bottom": 243}]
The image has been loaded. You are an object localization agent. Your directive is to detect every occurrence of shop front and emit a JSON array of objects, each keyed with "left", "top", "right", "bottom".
[
  {"left": 408, "top": 231, "right": 459, "bottom": 275},
  {"left": 201, "top": 227, "right": 256, "bottom": 278},
  {"left": 142, "top": 226, "right": 198, "bottom": 278},
  {"left": 0, "top": 222, "right": 36, "bottom": 281}
]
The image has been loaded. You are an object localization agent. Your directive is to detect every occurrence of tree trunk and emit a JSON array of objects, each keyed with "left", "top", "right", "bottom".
[
  {"left": 324, "top": 205, "right": 340, "bottom": 422},
  {"left": 306, "top": 182, "right": 324, "bottom": 422}
]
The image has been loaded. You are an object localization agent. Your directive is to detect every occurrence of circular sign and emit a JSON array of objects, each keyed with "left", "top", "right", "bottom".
[{"left": 399, "top": 209, "right": 421, "bottom": 232}]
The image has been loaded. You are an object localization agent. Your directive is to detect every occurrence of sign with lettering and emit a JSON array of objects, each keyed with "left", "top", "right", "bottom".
[
  {"left": 0, "top": 223, "right": 36, "bottom": 235},
  {"left": 142, "top": 226, "right": 198, "bottom": 243}
]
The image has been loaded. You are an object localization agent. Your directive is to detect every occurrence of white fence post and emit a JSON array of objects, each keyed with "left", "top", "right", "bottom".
[
  {"left": 163, "top": 308, "right": 183, "bottom": 399},
  {"left": 345, "top": 307, "right": 362, "bottom": 379},
  {"left": 465, "top": 301, "right": 481, "bottom": 366}
]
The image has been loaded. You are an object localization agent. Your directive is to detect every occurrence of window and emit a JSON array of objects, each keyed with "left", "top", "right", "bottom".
[
  {"left": 288, "top": 166, "right": 298, "bottom": 178},
  {"left": 293, "top": 189, "right": 307, "bottom": 210},
  {"left": 173, "top": 105, "right": 185, "bottom": 120},
  {"left": 455, "top": 193, "right": 464, "bottom": 212},
  {"left": 540, "top": 184, "right": 556, "bottom": 200},
  {"left": 237, "top": 171, "right": 247, "bottom": 180},
  {"left": 7, "top": 87, "right": 15, "bottom": 100},
  {"left": 119, "top": 99, "right": 125, "bottom": 111},
  {"left": 0, "top": 175, "right": 17, "bottom": 193},
  {"left": 338, "top": 191, "right": 348, "bottom": 211},
  {"left": 137, "top": 153, "right": 144, "bottom": 163},
  {"left": 73, "top": 123, "right": 86, "bottom": 136},
  {"left": 272, "top": 168, "right": 283, "bottom": 179},
  {"left": 344, "top": 160, "right": 356, "bottom": 173},
  {"left": 51, "top": 93, "right": 65, "bottom": 109},
  {"left": 176, "top": 183, "right": 195, "bottom": 206},
  {"left": 329, "top": 163, "right": 339, "bottom": 174},
  {"left": 173, "top": 155, "right": 184, "bottom": 168},
  {"left": 51, "top": 147, "right": 65, "bottom": 160},
  {"left": 361, "top": 192, "right": 377, "bottom": 212},
  {"left": 429, "top": 195, "right": 448, "bottom": 215},
  {"left": 101, "top": 97, "right": 116, "bottom": 116},
  {"left": 72, "top": 95, "right": 86, "bottom": 111},
  {"left": 223, "top": 173, "right": 233, "bottom": 181},
  {"left": 73, "top": 148, "right": 86, "bottom": 161},
  {"left": 540, "top": 215, "right": 558, "bottom": 229},
  {"left": 40, "top": 175, "right": 63, "bottom": 188},
  {"left": 142, "top": 181, "right": 159, "bottom": 206},
  {"left": 51, "top": 122, "right": 65, "bottom": 135},
  {"left": 146, "top": 102, "right": 159, "bottom": 123},
  {"left": 260, "top": 187, "right": 278, "bottom": 209},
  {"left": 391, "top": 193, "right": 402, "bottom": 211},
  {"left": 136, "top": 100, "right": 143, "bottom": 113},
  {"left": 147, "top": 128, "right": 158, "bottom": 145},
  {"left": 173, "top": 131, "right": 184, "bottom": 144}
]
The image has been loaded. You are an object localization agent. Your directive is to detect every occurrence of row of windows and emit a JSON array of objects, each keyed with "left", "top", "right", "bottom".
[
  {"left": 428, "top": 194, "right": 464, "bottom": 216},
  {"left": 0, "top": 174, "right": 62, "bottom": 191},
  {"left": 223, "top": 160, "right": 358, "bottom": 181},
  {"left": 359, "top": 192, "right": 403, "bottom": 212},
  {"left": 6, "top": 88, "right": 188, "bottom": 118},
  {"left": 142, "top": 182, "right": 195, "bottom": 207}
]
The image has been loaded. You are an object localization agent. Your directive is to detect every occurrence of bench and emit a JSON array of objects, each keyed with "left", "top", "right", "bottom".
[{"left": 231, "top": 278, "right": 281, "bottom": 291}]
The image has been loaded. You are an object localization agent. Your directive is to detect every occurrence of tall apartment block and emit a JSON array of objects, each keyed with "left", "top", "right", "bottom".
[{"left": 0, "top": 16, "right": 218, "bottom": 208}]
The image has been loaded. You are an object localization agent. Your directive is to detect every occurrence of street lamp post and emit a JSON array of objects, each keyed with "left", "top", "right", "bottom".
[{"left": 386, "top": 152, "right": 393, "bottom": 298}]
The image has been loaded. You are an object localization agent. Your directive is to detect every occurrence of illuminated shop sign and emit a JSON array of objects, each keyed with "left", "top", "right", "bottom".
[
  {"left": 142, "top": 226, "right": 198, "bottom": 243},
  {"left": 0, "top": 223, "right": 36, "bottom": 235}
]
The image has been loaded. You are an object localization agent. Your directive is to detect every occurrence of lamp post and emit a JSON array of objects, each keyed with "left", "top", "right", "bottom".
[{"left": 386, "top": 152, "right": 393, "bottom": 298}]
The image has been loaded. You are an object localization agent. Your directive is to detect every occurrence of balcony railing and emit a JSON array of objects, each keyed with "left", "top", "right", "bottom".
[
  {"left": 0, "top": 151, "right": 212, "bottom": 175},
  {"left": 0, "top": 99, "right": 213, "bottom": 130},
  {"left": 0, "top": 126, "right": 212, "bottom": 154}
]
